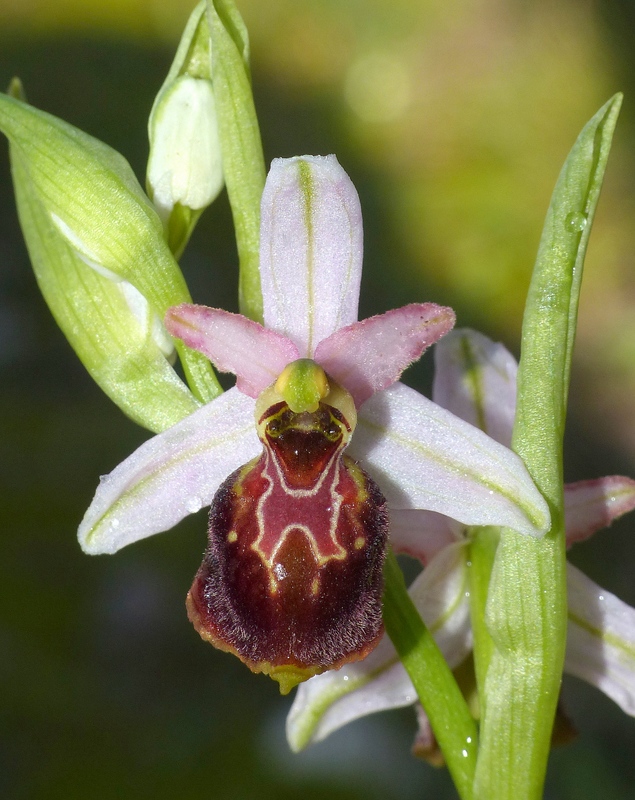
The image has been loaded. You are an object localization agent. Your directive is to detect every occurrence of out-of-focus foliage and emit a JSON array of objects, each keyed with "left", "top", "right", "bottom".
[{"left": 2, "top": 1, "right": 635, "bottom": 799}]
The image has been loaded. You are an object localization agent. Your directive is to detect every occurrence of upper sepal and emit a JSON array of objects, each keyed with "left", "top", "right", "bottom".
[
  {"left": 433, "top": 328, "right": 517, "bottom": 447},
  {"left": 260, "top": 155, "right": 363, "bottom": 355}
]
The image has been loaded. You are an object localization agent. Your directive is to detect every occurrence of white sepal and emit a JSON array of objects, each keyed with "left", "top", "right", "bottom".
[
  {"left": 351, "top": 382, "right": 550, "bottom": 537},
  {"left": 79, "top": 387, "right": 260, "bottom": 554}
]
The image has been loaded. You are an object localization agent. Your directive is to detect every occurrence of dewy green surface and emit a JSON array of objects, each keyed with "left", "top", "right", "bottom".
[
  {"left": 206, "top": 0, "right": 266, "bottom": 323},
  {"left": 473, "top": 95, "right": 622, "bottom": 800}
]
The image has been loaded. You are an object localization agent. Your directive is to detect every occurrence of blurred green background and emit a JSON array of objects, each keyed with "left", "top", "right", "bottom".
[{"left": 2, "top": 0, "right": 635, "bottom": 797}]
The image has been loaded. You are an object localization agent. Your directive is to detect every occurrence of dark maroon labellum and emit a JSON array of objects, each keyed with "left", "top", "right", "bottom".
[{"left": 187, "top": 400, "right": 388, "bottom": 693}]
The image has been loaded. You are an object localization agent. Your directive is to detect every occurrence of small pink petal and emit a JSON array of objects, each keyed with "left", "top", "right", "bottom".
[
  {"left": 314, "top": 304, "right": 455, "bottom": 407},
  {"left": 165, "top": 304, "right": 299, "bottom": 398},
  {"left": 565, "top": 476, "right": 635, "bottom": 548},
  {"left": 433, "top": 328, "right": 518, "bottom": 448},
  {"left": 260, "top": 155, "right": 363, "bottom": 357},
  {"left": 390, "top": 508, "right": 461, "bottom": 565}
]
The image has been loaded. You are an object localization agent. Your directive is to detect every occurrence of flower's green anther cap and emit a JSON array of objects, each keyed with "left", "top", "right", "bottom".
[
  {"left": 274, "top": 358, "right": 330, "bottom": 413},
  {"left": 0, "top": 88, "right": 221, "bottom": 407},
  {"left": 147, "top": 1, "right": 223, "bottom": 258}
]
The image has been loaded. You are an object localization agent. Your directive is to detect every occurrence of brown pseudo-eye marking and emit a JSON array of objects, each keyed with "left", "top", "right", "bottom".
[{"left": 187, "top": 362, "right": 389, "bottom": 694}]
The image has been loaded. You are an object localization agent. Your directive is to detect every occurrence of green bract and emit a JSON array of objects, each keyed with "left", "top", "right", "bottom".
[
  {"left": 206, "top": 0, "right": 266, "bottom": 323},
  {"left": 147, "top": 0, "right": 223, "bottom": 257},
  {"left": 0, "top": 88, "right": 221, "bottom": 422}
]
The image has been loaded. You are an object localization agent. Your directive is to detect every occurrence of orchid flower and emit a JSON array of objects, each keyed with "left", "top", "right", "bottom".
[
  {"left": 78, "top": 155, "right": 549, "bottom": 694},
  {"left": 287, "top": 328, "right": 635, "bottom": 751}
]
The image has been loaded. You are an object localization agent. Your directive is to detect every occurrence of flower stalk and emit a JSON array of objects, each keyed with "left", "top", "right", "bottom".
[{"left": 383, "top": 548, "right": 478, "bottom": 800}]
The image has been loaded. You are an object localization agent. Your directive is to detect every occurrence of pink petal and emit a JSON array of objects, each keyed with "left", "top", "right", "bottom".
[
  {"left": 78, "top": 387, "right": 260, "bottom": 554},
  {"left": 566, "top": 563, "right": 635, "bottom": 716},
  {"left": 314, "top": 303, "right": 455, "bottom": 407},
  {"left": 165, "top": 304, "right": 299, "bottom": 398},
  {"left": 350, "top": 383, "right": 550, "bottom": 537},
  {"left": 433, "top": 328, "right": 518, "bottom": 447},
  {"left": 390, "top": 508, "right": 461, "bottom": 565},
  {"left": 565, "top": 476, "right": 635, "bottom": 548},
  {"left": 259, "top": 155, "right": 363, "bottom": 357}
]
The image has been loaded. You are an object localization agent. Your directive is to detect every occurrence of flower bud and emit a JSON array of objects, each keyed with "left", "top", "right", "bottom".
[
  {"left": 147, "top": 1, "right": 223, "bottom": 257},
  {"left": 147, "top": 77, "right": 222, "bottom": 222},
  {"left": 187, "top": 372, "right": 388, "bottom": 694}
]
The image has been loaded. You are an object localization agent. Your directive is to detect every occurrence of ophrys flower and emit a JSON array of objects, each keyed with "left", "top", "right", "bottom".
[{"left": 79, "top": 157, "right": 550, "bottom": 693}]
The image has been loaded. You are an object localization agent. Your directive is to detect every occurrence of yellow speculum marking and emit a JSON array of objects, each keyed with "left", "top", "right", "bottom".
[
  {"left": 354, "top": 536, "right": 366, "bottom": 550},
  {"left": 227, "top": 530, "right": 238, "bottom": 543}
]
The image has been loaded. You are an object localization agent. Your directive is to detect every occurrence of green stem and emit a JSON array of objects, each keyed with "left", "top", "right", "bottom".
[
  {"left": 466, "top": 527, "right": 499, "bottom": 709},
  {"left": 383, "top": 549, "right": 477, "bottom": 800},
  {"left": 473, "top": 94, "right": 622, "bottom": 799}
]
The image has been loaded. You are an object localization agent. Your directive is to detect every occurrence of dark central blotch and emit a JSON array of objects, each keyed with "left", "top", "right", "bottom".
[{"left": 186, "top": 398, "right": 389, "bottom": 693}]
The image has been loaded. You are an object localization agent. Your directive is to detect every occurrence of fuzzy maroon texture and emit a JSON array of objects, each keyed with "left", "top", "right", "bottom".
[{"left": 187, "top": 403, "right": 388, "bottom": 675}]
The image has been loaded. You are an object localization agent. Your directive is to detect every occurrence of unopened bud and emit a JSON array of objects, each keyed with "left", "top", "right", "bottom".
[
  {"left": 148, "top": 76, "right": 223, "bottom": 223},
  {"left": 146, "top": 1, "right": 224, "bottom": 257}
]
